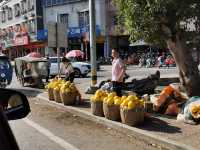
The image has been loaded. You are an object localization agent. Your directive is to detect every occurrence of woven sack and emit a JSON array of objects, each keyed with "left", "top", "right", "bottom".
[
  {"left": 60, "top": 91, "right": 76, "bottom": 105},
  {"left": 48, "top": 88, "right": 54, "bottom": 101},
  {"left": 103, "top": 102, "right": 120, "bottom": 121},
  {"left": 120, "top": 107, "right": 144, "bottom": 126},
  {"left": 53, "top": 89, "right": 62, "bottom": 103},
  {"left": 91, "top": 101, "right": 104, "bottom": 117}
]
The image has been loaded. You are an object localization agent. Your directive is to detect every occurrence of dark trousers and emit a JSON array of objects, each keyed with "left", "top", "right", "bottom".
[
  {"left": 46, "top": 69, "right": 50, "bottom": 82},
  {"left": 65, "top": 72, "right": 75, "bottom": 83},
  {"left": 112, "top": 81, "right": 123, "bottom": 97}
]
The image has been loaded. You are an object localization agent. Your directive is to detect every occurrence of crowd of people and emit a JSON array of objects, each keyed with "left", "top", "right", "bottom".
[{"left": 123, "top": 52, "right": 176, "bottom": 68}]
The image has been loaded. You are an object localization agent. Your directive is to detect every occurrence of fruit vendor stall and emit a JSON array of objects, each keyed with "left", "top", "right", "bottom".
[
  {"left": 46, "top": 78, "right": 82, "bottom": 105},
  {"left": 45, "top": 76, "right": 200, "bottom": 126},
  {"left": 90, "top": 82, "right": 200, "bottom": 126},
  {"left": 91, "top": 90, "right": 145, "bottom": 126}
]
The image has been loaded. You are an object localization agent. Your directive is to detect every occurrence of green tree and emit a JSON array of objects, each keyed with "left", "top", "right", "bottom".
[{"left": 113, "top": 0, "right": 200, "bottom": 96}]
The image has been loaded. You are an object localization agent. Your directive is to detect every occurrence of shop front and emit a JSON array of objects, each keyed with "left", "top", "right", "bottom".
[{"left": 0, "top": 22, "right": 47, "bottom": 60}]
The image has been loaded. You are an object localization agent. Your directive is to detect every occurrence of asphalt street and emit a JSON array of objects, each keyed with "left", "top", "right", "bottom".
[{"left": 7, "top": 66, "right": 178, "bottom": 150}]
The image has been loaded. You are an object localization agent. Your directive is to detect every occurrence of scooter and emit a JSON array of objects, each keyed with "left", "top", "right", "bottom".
[{"left": 99, "top": 71, "right": 160, "bottom": 95}]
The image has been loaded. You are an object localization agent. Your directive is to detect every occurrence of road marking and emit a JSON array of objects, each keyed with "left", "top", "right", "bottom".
[{"left": 23, "top": 118, "right": 79, "bottom": 150}]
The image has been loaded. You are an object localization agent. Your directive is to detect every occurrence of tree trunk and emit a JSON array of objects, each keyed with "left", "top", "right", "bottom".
[{"left": 166, "top": 35, "right": 200, "bottom": 97}]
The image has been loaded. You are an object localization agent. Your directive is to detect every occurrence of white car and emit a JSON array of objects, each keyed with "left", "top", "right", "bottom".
[{"left": 49, "top": 57, "right": 91, "bottom": 78}]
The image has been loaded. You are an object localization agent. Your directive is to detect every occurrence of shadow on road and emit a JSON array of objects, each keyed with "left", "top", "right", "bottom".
[
  {"left": 139, "top": 116, "right": 182, "bottom": 134},
  {"left": 74, "top": 99, "right": 90, "bottom": 109}
]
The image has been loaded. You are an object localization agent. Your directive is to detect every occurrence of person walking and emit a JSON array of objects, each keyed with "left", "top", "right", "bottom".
[
  {"left": 111, "top": 48, "right": 125, "bottom": 96},
  {"left": 60, "top": 57, "right": 75, "bottom": 82},
  {"left": 158, "top": 54, "right": 164, "bottom": 68}
]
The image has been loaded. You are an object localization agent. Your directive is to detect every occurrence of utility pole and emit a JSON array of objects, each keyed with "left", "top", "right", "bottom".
[
  {"left": 89, "top": 0, "right": 97, "bottom": 86},
  {"left": 56, "top": 13, "right": 60, "bottom": 76},
  {"left": 105, "top": 0, "right": 110, "bottom": 58}
]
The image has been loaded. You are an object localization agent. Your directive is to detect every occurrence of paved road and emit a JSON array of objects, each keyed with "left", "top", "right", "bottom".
[
  {"left": 9, "top": 97, "right": 162, "bottom": 150},
  {"left": 7, "top": 66, "right": 177, "bottom": 150}
]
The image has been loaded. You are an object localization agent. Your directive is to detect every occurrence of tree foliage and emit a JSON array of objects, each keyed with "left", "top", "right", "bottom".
[
  {"left": 113, "top": 0, "right": 200, "bottom": 96},
  {"left": 113, "top": 0, "right": 200, "bottom": 47}
]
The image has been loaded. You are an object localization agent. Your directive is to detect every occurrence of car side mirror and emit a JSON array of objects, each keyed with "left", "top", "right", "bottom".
[{"left": 0, "top": 88, "right": 30, "bottom": 120}]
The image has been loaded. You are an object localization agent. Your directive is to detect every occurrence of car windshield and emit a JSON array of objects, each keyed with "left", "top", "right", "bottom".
[
  {"left": 68, "top": 57, "right": 84, "bottom": 62},
  {"left": 50, "top": 58, "right": 61, "bottom": 63}
]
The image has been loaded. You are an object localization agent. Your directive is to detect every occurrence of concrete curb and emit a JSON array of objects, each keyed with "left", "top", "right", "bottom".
[{"left": 37, "top": 94, "right": 197, "bottom": 150}]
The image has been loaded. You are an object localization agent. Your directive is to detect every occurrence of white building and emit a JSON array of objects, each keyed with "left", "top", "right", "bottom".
[
  {"left": 43, "top": 0, "right": 129, "bottom": 59},
  {"left": 43, "top": 0, "right": 106, "bottom": 58}
]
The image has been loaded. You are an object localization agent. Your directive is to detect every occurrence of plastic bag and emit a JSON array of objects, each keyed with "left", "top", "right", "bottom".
[
  {"left": 177, "top": 96, "right": 200, "bottom": 124},
  {"left": 100, "top": 82, "right": 112, "bottom": 92},
  {"left": 153, "top": 85, "right": 187, "bottom": 115}
]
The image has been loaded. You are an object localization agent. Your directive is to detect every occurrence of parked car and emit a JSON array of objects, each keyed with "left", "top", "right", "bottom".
[
  {"left": 49, "top": 57, "right": 91, "bottom": 78},
  {"left": 68, "top": 57, "right": 101, "bottom": 70}
]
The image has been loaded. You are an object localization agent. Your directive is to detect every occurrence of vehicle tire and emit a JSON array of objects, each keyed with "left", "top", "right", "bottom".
[
  {"left": 21, "top": 79, "right": 25, "bottom": 87},
  {"left": 74, "top": 68, "right": 81, "bottom": 77},
  {"left": 81, "top": 73, "right": 88, "bottom": 78},
  {"left": 0, "top": 84, "right": 6, "bottom": 88}
]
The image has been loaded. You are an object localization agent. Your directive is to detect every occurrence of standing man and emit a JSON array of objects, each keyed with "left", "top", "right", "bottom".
[{"left": 111, "top": 48, "right": 125, "bottom": 96}]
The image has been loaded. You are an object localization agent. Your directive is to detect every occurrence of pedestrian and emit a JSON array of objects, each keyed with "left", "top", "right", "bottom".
[
  {"left": 46, "top": 56, "right": 51, "bottom": 82},
  {"left": 165, "top": 55, "right": 171, "bottom": 68},
  {"left": 111, "top": 48, "right": 125, "bottom": 96},
  {"left": 158, "top": 54, "right": 164, "bottom": 68},
  {"left": 60, "top": 57, "right": 75, "bottom": 82}
]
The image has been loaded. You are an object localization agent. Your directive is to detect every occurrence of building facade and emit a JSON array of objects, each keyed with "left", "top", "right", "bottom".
[
  {"left": 0, "top": 0, "right": 45, "bottom": 59},
  {"left": 43, "top": 0, "right": 129, "bottom": 59}
]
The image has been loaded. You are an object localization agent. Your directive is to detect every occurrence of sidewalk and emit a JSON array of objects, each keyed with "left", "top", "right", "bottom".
[{"left": 37, "top": 87, "right": 199, "bottom": 150}]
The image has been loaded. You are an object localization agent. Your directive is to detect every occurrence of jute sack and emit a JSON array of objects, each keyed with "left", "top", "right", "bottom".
[
  {"left": 103, "top": 102, "right": 120, "bottom": 121},
  {"left": 60, "top": 91, "right": 76, "bottom": 105},
  {"left": 53, "top": 89, "right": 62, "bottom": 103},
  {"left": 120, "top": 107, "right": 144, "bottom": 126},
  {"left": 48, "top": 88, "right": 54, "bottom": 101},
  {"left": 91, "top": 101, "right": 104, "bottom": 117}
]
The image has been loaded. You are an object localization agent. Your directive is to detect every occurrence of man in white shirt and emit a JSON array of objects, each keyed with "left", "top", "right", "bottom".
[{"left": 111, "top": 48, "right": 125, "bottom": 96}]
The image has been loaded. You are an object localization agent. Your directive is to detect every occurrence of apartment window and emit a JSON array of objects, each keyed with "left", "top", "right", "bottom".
[
  {"left": 14, "top": 3, "right": 21, "bottom": 17},
  {"left": 1, "top": 11, "right": 6, "bottom": 23},
  {"left": 46, "top": 0, "right": 52, "bottom": 6},
  {"left": 78, "top": 11, "right": 89, "bottom": 27},
  {"left": 59, "top": 13, "right": 68, "bottom": 25},
  {"left": 56, "top": 0, "right": 62, "bottom": 4},
  {"left": 7, "top": 8, "right": 13, "bottom": 20},
  {"left": 52, "top": 0, "right": 56, "bottom": 5},
  {"left": 21, "top": 0, "right": 27, "bottom": 14},
  {"left": 27, "top": 0, "right": 34, "bottom": 11}
]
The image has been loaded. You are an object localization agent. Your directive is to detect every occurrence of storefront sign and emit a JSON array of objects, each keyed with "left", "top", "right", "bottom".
[
  {"left": 14, "top": 35, "right": 29, "bottom": 46},
  {"left": 68, "top": 27, "right": 81, "bottom": 38},
  {"left": 68, "top": 25, "right": 101, "bottom": 38}
]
